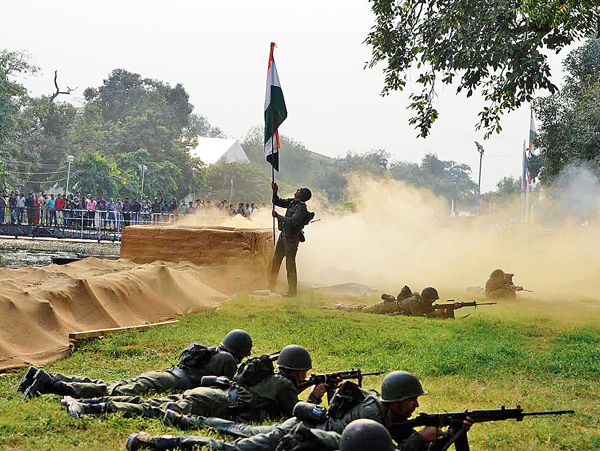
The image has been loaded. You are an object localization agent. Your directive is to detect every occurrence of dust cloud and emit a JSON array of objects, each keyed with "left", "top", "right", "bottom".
[
  {"left": 295, "top": 174, "right": 600, "bottom": 303},
  {"left": 175, "top": 171, "right": 600, "bottom": 304}
]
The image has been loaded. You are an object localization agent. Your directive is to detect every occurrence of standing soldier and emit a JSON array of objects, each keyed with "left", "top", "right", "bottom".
[
  {"left": 20, "top": 330, "right": 252, "bottom": 400},
  {"left": 269, "top": 182, "right": 314, "bottom": 297}
]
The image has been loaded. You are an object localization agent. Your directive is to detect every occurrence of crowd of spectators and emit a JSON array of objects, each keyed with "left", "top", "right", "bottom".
[{"left": 0, "top": 190, "right": 267, "bottom": 229}]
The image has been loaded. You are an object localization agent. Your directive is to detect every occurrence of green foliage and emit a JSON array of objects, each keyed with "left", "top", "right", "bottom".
[
  {"left": 533, "top": 39, "right": 600, "bottom": 183},
  {"left": 71, "top": 154, "right": 121, "bottom": 197},
  {"left": 0, "top": 61, "right": 219, "bottom": 199},
  {"left": 390, "top": 153, "right": 479, "bottom": 203},
  {"left": 365, "top": 0, "right": 600, "bottom": 138},
  {"left": 484, "top": 175, "right": 522, "bottom": 204},
  {"left": 0, "top": 50, "right": 40, "bottom": 186}
]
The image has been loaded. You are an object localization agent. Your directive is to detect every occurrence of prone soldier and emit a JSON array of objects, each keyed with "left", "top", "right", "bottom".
[
  {"left": 485, "top": 269, "right": 530, "bottom": 300},
  {"left": 330, "top": 286, "right": 440, "bottom": 317},
  {"left": 62, "top": 345, "right": 326, "bottom": 423},
  {"left": 124, "top": 370, "right": 473, "bottom": 451},
  {"left": 20, "top": 329, "right": 252, "bottom": 400}
]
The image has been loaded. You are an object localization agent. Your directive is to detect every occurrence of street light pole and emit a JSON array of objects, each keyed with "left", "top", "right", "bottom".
[
  {"left": 65, "top": 155, "right": 74, "bottom": 196},
  {"left": 474, "top": 141, "right": 485, "bottom": 209}
]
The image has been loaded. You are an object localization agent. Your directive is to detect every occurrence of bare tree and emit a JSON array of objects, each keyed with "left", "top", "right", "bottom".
[{"left": 49, "top": 70, "right": 76, "bottom": 102}]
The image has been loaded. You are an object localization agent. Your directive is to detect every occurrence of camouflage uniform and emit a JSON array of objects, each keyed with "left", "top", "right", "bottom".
[
  {"left": 485, "top": 272, "right": 517, "bottom": 300},
  {"left": 51, "top": 347, "right": 237, "bottom": 398},
  {"left": 127, "top": 388, "right": 436, "bottom": 451},
  {"left": 270, "top": 194, "right": 311, "bottom": 296},
  {"left": 92, "top": 370, "right": 298, "bottom": 421},
  {"left": 162, "top": 387, "right": 386, "bottom": 448},
  {"left": 336, "top": 288, "right": 432, "bottom": 317}
]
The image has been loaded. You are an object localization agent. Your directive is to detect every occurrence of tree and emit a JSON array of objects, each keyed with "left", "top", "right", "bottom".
[
  {"left": 365, "top": 0, "right": 600, "bottom": 138},
  {"left": 533, "top": 39, "right": 600, "bottom": 182},
  {"left": 71, "top": 153, "right": 121, "bottom": 197},
  {"left": 390, "top": 153, "right": 478, "bottom": 203},
  {"left": 0, "top": 50, "right": 39, "bottom": 185}
]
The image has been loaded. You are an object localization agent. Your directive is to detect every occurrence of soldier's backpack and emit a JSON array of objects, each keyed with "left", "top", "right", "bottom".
[
  {"left": 299, "top": 211, "right": 315, "bottom": 243},
  {"left": 233, "top": 354, "right": 275, "bottom": 386},
  {"left": 326, "top": 381, "right": 366, "bottom": 419},
  {"left": 178, "top": 344, "right": 218, "bottom": 370}
]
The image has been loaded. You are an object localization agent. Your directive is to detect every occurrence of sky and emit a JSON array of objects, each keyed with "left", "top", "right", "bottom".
[{"left": 1, "top": 0, "right": 576, "bottom": 193}]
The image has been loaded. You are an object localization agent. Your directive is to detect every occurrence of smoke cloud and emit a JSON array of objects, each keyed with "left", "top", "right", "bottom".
[{"left": 178, "top": 171, "right": 600, "bottom": 306}]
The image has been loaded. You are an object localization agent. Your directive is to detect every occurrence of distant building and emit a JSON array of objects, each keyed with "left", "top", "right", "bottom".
[{"left": 190, "top": 137, "right": 250, "bottom": 165}]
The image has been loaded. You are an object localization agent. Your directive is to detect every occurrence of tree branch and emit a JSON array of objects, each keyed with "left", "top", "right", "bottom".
[{"left": 49, "top": 70, "right": 76, "bottom": 103}]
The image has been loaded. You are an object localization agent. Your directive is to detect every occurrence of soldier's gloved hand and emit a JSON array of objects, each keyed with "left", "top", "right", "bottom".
[{"left": 271, "top": 182, "right": 278, "bottom": 193}]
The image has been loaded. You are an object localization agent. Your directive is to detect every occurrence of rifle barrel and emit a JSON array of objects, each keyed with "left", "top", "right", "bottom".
[{"left": 522, "top": 410, "right": 575, "bottom": 416}]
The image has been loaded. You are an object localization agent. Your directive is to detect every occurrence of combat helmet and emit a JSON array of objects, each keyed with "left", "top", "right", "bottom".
[
  {"left": 490, "top": 269, "right": 505, "bottom": 279},
  {"left": 381, "top": 370, "right": 427, "bottom": 403},
  {"left": 277, "top": 345, "right": 312, "bottom": 370},
  {"left": 340, "top": 419, "right": 395, "bottom": 451},
  {"left": 420, "top": 287, "right": 439, "bottom": 302},
  {"left": 221, "top": 329, "right": 253, "bottom": 357}
]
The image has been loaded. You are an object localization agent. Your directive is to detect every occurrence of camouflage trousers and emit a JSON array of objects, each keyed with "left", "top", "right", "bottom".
[
  {"left": 132, "top": 422, "right": 340, "bottom": 451},
  {"left": 96, "top": 387, "right": 236, "bottom": 419},
  {"left": 270, "top": 236, "right": 300, "bottom": 295},
  {"left": 55, "top": 369, "right": 189, "bottom": 398}
]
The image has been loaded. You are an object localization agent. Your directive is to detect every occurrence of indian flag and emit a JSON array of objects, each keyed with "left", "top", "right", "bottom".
[
  {"left": 528, "top": 111, "right": 536, "bottom": 157},
  {"left": 264, "top": 42, "right": 287, "bottom": 171}
]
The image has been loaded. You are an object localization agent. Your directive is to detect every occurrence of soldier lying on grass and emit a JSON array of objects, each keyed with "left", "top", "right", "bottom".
[
  {"left": 124, "top": 370, "right": 473, "bottom": 451},
  {"left": 61, "top": 345, "right": 327, "bottom": 424},
  {"left": 20, "top": 329, "right": 252, "bottom": 399}
]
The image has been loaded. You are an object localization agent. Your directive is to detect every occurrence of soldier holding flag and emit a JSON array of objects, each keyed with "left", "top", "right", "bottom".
[{"left": 264, "top": 42, "right": 314, "bottom": 297}]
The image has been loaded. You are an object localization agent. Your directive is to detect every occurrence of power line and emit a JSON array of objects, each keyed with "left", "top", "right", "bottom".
[
  {"left": 9, "top": 173, "right": 81, "bottom": 185},
  {"left": 2, "top": 159, "right": 69, "bottom": 168},
  {"left": 4, "top": 169, "right": 67, "bottom": 175}
]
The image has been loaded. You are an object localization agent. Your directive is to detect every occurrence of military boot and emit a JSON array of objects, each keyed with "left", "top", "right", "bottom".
[
  {"left": 17, "top": 366, "right": 38, "bottom": 393},
  {"left": 22, "top": 369, "right": 74, "bottom": 400},
  {"left": 66, "top": 400, "right": 108, "bottom": 419},
  {"left": 126, "top": 433, "right": 182, "bottom": 451}
]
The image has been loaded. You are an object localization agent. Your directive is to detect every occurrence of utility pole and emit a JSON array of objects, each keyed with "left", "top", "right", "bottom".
[
  {"left": 140, "top": 164, "right": 148, "bottom": 196},
  {"left": 474, "top": 141, "right": 485, "bottom": 211},
  {"left": 65, "top": 155, "right": 74, "bottom": 196}
]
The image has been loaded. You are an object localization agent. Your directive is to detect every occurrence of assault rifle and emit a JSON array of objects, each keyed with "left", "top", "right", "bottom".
[
  {"left": 391, "top": 405, "right": 574, "bottom": 430},
  {"left": 432, "top": 301, "right": 496, "bottom": 310},
  {"left": 297, "top": 369, "right": 384, "bottom": 401},
  {"left": 510, "top": 285, "right": 533, "bottom": 292}
]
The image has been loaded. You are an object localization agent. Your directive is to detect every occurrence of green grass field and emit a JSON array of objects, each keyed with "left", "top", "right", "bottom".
[{"left": 0, "top": 294, "right": 598, "bottom": 450}]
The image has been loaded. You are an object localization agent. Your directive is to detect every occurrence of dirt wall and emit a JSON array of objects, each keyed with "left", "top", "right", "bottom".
[{"left": 120, "top": 225, "right": 274, "bottom": 293}]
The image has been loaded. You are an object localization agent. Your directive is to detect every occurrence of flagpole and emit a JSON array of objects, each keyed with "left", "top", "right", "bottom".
[{"left": 271, "top": 109, "right": 276, "bottom": 245}]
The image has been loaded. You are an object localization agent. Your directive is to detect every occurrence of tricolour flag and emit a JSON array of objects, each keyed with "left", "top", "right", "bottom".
[
  {"left": 528, "top": 110, "right": 536, "bottom": 157},
  {"left": 523, "top": 111, "right": 536, "bottom": 191},
  {"left": 264, "top": 42, "right": 287, "bottom": 171}
]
